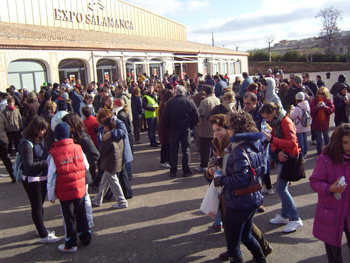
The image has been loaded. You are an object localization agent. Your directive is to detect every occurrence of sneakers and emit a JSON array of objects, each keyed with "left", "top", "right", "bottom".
[
  {"left": 88, "top": 221, "right": 94, "bottom": 229},
  {"left": 58, "top": 244, "right": 77, "bottom": 253},
  {"left": 40, "top": 232, "right": 61, "bottom": 244},
  {"left": 269, "top": 214, "right": 289, "bottom": 225},
  {"left": 283, "top": 218, "right": 303, "bottom": 233},
  {"left": 112, "top": 203, "right": 128, "bottom": 209},
  {"left": 91, "top": 201, "right": 101, "bottom": 207},
  {"left": 160, "top": 163, "right": 171, "bottom": 168},
  {"left": 36, "top": 230, "right": 55, "bottom": 236},
  {"left": 194, "top": 166, "right": 206, "bottom": 172},
  {"left": 261, "top": 188, "right": 275, "bottom": 195},
  {"left": 312, "top": 140, "right": 317, "bottom": 145}
]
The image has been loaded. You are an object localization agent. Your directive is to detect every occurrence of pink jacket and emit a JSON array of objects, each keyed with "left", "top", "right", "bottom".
[
  {"left": 309, "top": 154, "right": 350, "bottom": 247},
  {"left": 310, "top": 98, "right": 335, "bottom": 131}
]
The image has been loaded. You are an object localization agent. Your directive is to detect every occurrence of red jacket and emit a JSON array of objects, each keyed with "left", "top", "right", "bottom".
[
  {"left": 83, "top": 115, "right": 99, "bottom": 147},
  {"left": 50, "top": 138, "right": 86, "bottom": 201},
  {"left": 271, "top": 116, "right": 299, "bottom": 157}
]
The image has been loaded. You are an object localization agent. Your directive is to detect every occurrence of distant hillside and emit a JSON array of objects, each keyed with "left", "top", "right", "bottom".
[{"left": 250, "top": 30, "right": 350, "bottom": 56}]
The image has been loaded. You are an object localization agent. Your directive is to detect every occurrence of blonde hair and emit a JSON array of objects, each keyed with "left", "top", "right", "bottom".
[
  {"left": 44, "top": 101, "right": 57, "bottom": 113},
  {"left": 317, "top": 87, "right": 329, "bottom": 100}
]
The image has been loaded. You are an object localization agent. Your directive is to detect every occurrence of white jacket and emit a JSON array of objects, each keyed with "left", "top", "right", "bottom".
[
  {"left": 51, "top": 111, "right": 69, "bottom": 132},
  {"left": 290, "top": 100, "right": 310, "bottom": 133}
]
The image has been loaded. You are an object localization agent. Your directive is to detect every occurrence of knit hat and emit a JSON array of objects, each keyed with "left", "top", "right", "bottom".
[
  {"left": 295, "top": 92, "right": 305, "bottom": 101},
  {"left": 57, "top": 100, "right": 67, "bottom": 111},
  {"left": 28, "top": 91, "right": 37, "bottom": 100},
  {"left": 294, "top": 75, "right": 303, "bottom": 84},
  {"left": 54, "top": 122, "right": 70, "bottom": 140},
  {"left": 114, "top": 98, "right": 122, "bottom": 107},
  {"left": 60, "top": 92, "right": 69, "bottom": 100}
]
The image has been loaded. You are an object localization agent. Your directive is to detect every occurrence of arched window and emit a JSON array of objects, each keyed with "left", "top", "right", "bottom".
[
  {"left": 59, "top": 59, "right": 87, "bottom": 87},
  {"left": 126, "top": 58, "right": 143, "bottom": 80},
  {"left": 8, "top": 60, "right": 47, "bottom": 92},
  {"left": 96, "top": 59, "right": 119, "bottom": 83}
]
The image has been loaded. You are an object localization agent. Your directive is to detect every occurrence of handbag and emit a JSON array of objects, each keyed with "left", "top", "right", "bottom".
[
  {"left": 200, "top": 181, "right": 221, "bottom": 218},
  {"left": 234, "top": 146, "right": 262, "bottom": 196},
  {"left": 280, "top": 152, "right": 306, "bottom": 182}
]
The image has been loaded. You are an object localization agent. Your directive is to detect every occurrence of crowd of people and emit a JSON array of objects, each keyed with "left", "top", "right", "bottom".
[{"left": 0, "top": 69, "right": 350, "bottom": 262}]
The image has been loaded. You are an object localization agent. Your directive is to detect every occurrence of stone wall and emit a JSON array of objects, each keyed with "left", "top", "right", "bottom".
[{"left": 249, "top": 61, "right": 350, "bottom": 75}]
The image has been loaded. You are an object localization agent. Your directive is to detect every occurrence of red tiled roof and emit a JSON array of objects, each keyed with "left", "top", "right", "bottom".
[{"left": 0, "top": 22, "right": 248, "bottom": 56}]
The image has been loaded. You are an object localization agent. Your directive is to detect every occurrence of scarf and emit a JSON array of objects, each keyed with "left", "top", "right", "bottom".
[
  {"left": 337, "top": 93, "right": 350, "bottom": 120},
  {"left": 222, "top": 99, "right": 235, "bottom": 113},
  {"left": 6, "top": 105, "right": 15, "bottom": 110},
  {"left": 317, "top": 98, "right": 326, "bottom": 124},
  {"left": 104, "top": 104, "right": 113, "bottom": 111},
  {"left": 270, "top": 110, "right": 286, "bottom": 139}
]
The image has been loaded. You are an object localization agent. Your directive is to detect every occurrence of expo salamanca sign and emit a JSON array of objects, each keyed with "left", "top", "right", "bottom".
[{"left": 54, "top": 0, "right": 134, "bottom": 30}]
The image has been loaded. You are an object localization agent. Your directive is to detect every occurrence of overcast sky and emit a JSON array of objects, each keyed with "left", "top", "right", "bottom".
[{"left": 125, "top": 0, "right": 350, "bottom": 52}]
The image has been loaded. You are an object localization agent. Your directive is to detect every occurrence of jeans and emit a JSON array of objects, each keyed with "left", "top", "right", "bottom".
[
  {"left": 146, "top": 117, "right": 158, "bottom": 145},
  {"left": 160, "top": 143, "right": 170, "bottom": 164},
  {"left": 169, "top": 127, "right": 191, "bottom": 175},
  {"left": 314, "top": 130, "right": 329, "bottom": 154},
  {"left": 225, "top": 207, "right": 264, "bottom": 261},
  {"left": 84, "top": 184, "right": 93, "bottom": 225},
  {"left": 133, "top": 118, "right": 141, "bottom": 142},
  {"left": 22, "top": 179, "right": 48, "bottom": 238},
  {"left": 7, "top": 131, "right": 20, "bottom": 154},
  {"left": 276, "top": 163, "right": 299, "bottom": 221},
  {"left": 213, "top": 210, "right": 222, "bottom": 227},
  {"left": 296, "top": 132, "right": 308, "bottom": 157}
]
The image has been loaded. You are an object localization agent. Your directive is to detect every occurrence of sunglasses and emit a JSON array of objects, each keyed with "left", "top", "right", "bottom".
[{"left": 318, "top": 93, "right": 325, "bottom": 95}]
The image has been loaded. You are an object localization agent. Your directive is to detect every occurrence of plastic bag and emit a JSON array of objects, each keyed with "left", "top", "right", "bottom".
[{"left": 200, "top": 181, "right": 220, "bottom": 218}]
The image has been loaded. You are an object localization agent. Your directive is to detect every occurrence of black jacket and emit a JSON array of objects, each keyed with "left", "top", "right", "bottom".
[
  {"left": 303, "top": 80, "right": 318, "bottom": 97},
  {"left": 77, "top": 132, "right": 100, "bottom": 184},
  {"left": 163, "top": 95, "right": 199, "bottom": 129},
  {"left": 285, "top": 85, "right": 314, "bottom": 106}
]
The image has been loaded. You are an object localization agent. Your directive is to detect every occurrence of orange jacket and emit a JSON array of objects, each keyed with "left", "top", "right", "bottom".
[{"left": 271, "top": 116, "right": 299, "bottom": 157}]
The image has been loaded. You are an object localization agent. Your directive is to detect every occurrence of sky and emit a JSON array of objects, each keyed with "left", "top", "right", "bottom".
[{"left": 125, "top": 0, "right": 350, "bottom": 52}]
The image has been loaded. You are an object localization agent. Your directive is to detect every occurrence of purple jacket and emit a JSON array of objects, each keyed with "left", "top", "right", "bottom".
[{"left": 309, "top": 154, "right": 350, "bottom": 247}]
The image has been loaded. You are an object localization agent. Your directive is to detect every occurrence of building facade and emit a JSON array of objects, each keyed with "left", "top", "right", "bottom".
[{"left": 0, "top": 0, "right": 248, "bottom": 91}]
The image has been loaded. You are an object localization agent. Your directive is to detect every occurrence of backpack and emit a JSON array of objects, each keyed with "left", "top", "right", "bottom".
[
  {"left": 13, "top": 140, "right": 33, "bottom": 182},
  {"left": 296, "top": 106, "right": 312, "bottom": 127}
]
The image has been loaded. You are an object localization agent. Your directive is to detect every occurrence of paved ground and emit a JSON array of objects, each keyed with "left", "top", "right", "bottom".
[{"left": 1, "top": 70, "right": 350, "bottom": 263}]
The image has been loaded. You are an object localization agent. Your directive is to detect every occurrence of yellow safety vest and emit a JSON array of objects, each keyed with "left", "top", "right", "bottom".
[{"left": 142, "top": 95, "right": 158, "bottom": 118}]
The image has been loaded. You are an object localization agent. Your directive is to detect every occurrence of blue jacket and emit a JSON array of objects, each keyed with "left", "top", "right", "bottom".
[
  {"left": 214, "top": 79, "right": 227, "bottom": 98},
  {"left": 220, "top": 132, "right": 267, "bottom": 210},
  {"left": 240, "top": 77, "right": 253, "bottom": 98},
  {"left": 97, "top": 118, "right": 133, "bottom": 164},
  {"left": 131, "top": 97, "right": 143, "bottom": 120},
  {"left": 70, "top": 90, "right": 83, "bottom": 115}
]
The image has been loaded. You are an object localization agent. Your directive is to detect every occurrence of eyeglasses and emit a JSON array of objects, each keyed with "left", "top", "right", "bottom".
[{"left": 302, "top": 76, "right": 306, "bottom": 79}]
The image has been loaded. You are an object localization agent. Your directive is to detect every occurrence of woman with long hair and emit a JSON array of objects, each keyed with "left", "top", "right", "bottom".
[
  {"left": 62, "top": 112, "right": 100, "bottom": 228},
  {"left": 310, "top": 123, "right": 350, "bottom": 262},
  {"left": 215, "top": 111, "right": 267, "bottom": 263},
  {"left": 19, "top": 116, "right": 60, "bottom": 243},
  {"left": 261, "top": 102, "right": 303, "bottom": 233},
  {"left": 158, "top": 89, "right": 174, "bottom": 168},
  {"left": 310, "top": 87, "right": 335, "bottom": 155}
]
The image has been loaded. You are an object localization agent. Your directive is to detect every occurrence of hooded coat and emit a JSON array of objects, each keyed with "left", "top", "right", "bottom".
[
  {"left": 264, "top": 77, "right": 282, "bottom": 106},
  {"left": 290, "top": 100, "right": 311, "bottom": 133}
]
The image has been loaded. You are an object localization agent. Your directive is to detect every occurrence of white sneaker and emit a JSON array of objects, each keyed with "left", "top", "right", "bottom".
[
  {"left": 58, "top": 244, "right": 77, "bottom": 253},
  {"left": 112, "top": 202, "right": 128, "bottom": 209},
  {"left": 40, "top": 232, "right": 61, "bottom": 244},
  {"left": 194, "top": 166, "right": 206, "bottom": 172},
  {"left": 269, "top": 214, "right": 289, "bottom": 225},
  {"left": 160, "top": 163, "right": 171, "bottom": 168},
  {"left": 283, "top": 218, "right": 303, "bottom": 233},
  {"left": 36, "top": 230, "right": 55, "bottom": 236},
  {"left": 262, "top": 188, "right": 275, "bottom": 195}
]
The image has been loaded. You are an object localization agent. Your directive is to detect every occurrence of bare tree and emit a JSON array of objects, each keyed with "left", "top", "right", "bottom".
[
  {"left": 316, "top": 7, "right": 342, "bottom": 53},
  {"left": 266, "top": 36, "right": 274, "bottom": 61},
  {"left": 233, "top": 44, "right": 240, "bottom": 51}
]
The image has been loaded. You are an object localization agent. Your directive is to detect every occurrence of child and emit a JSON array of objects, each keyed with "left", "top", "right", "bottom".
[
  {"left": 2, "top": 96, "right": 22, "bottom": 155},
  {"left": 290, "top": 92, "right": 310, "bottom": 158},
  {"left": 47, "top": 122, "right": 91, "bottom": 252},
  {"left": 80, "top": 94, "right": 95, "bottom": 120},
  {"left": 91, "top": 117, "right": 128, "bottom": 209},
  {"left": 310, "top": 123, "right": 350, "bottom": 262}
]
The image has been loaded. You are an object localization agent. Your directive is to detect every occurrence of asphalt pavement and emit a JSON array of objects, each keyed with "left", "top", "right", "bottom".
[{"left": 1, "top": 70, "right": 350, "bottom": 263}]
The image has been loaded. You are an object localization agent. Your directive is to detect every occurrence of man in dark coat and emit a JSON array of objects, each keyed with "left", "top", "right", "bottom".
[{"left": 163, "top": 85, "right": 199, "bottom": 177}]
